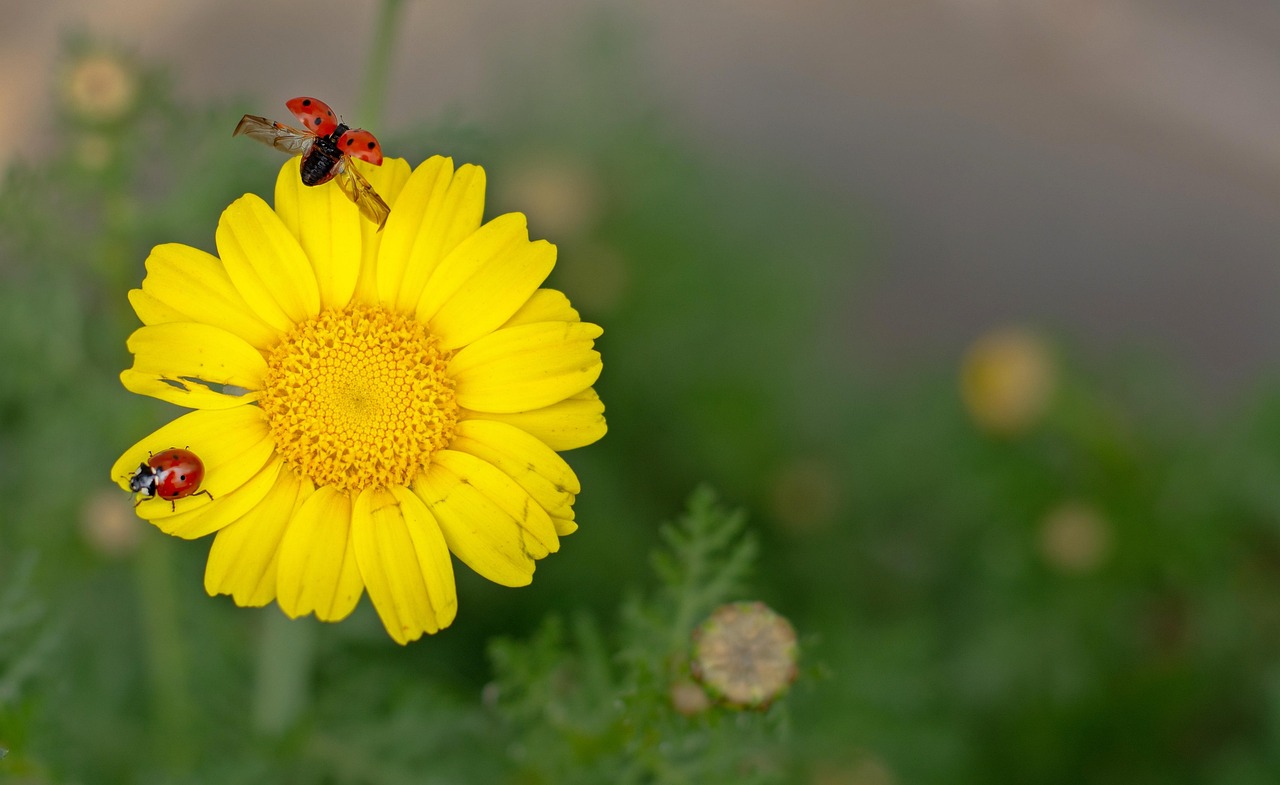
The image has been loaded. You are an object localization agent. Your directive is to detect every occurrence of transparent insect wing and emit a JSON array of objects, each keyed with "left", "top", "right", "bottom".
[
  {"left": 286, "top": 96, "right": 340, "bottom": 137},
  {"left": 336, "top": 161, "right": 391, "bottom": 230},
  {"left": 338, "top": 128, "right": 384, "bottom": 165},
  {"left": 232, "top": 114, "right": 315, "bottom": 157}
]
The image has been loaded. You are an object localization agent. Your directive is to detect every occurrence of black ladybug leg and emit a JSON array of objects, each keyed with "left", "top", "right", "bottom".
[
  {"left": 194, "top": 489, "right": 215, "bottom": 502},
  {"left": 170, "top": 499, "right": 177, "bottom": 512}
]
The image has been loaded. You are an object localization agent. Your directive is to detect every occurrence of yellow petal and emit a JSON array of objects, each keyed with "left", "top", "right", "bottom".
[
  {"left": 276, "top": 486, "right": 363, "bottom": 622},
  {"left": 450, "top": 419, "right": 580, "bottom": 520},
  {"left": 132, "top": 243, "right": 279, "bottom": 351},
  {"left": 121, "top": 322, "right": 267, "bottom": 409},
  {"left": 351, "top": 486, "right": 457, "bottom": 644},
  {"left": 552, "top": 517, "right": 578, "bottom": 536},
  {"left": 388, "top": 484, "right": 459, "bottom": 629},
  {"left": 360, "top": 157, "right": 414, "bottom": 213},
  {"left": 414, "top": 450, "right": 557, "bottom": 587},
  {"left": 119, "top": 370, "right": 259, "bottom": 410},
  {"left": 376, "top": 156, "right": 451, "bottom": 308},
  {"left": 205, "top": 468, "right": 312, "bottom": 607},
  {"left": 274, "top": 157, "right": 361, "bottom": 310},
  {"left": 158, "top": 458, "right": 284, "bottom": 540},
  {"left": 501, "top": 288, "right": 581, "bottom": 329},
  {"left": 416, "top": 213, "right": 557, "bottom": 350},
  {"left": 128, "top": 288, "right": 186, "bottom": 325},
  {"left": 216, "top": 193, "right": 320, "bottom": 331},
  {"left": 376, "top": 158, "right": 486, "bottom": 312},
  {"left": 353, "top": 157, "right": 413, "bottom": 304},
  {"left": 449, "top": 322, "right": 603, "bottom": 413},
  {"left": 462, "top": 388, "right": 607, "bottom": 451},
  {"left": 111, "top": 406, "right": 276, "bottom": 520}
]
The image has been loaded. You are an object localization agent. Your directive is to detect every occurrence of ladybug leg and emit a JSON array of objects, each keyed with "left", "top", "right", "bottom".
[{"left": 193, "top": 489, "right": 215, "bottom": 502}]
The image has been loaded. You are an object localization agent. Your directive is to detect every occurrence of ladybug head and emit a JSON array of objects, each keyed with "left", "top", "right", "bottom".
[{"left": 129, "top": 463, "right": 159, "bottom": 497}]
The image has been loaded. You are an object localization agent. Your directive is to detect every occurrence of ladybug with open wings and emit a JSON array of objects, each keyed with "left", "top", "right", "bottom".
[
  {"left": 128, "top": 447, "right": 214, "bottom": 511},
  {"left": 234, "top": 97, "right": 391, "bottom": 229}
]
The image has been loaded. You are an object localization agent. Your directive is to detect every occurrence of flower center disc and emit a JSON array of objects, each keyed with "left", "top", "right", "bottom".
[{"left": 260, "top": 305, "right": 458, "bottom": 493}]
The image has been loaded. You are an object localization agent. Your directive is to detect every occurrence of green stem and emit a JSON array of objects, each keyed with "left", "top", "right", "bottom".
[
  {"left": 135, "top": 532, "right": 194, "bottom": 766},
  {"left": 253, "top": 609, "right": 316, "bottom": 736},
  {"left": 359, "top": 0, "right": 408, "bottom": 128},
  {"left": 667, "top": 543, "right": 708, "bottom": 665}
]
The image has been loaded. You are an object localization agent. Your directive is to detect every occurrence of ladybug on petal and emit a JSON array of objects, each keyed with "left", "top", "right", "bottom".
[
  {"left": 234, "top": 96, "right": 391, "bottom": 229},
  {"left": 129, "top": 448, "right": 214, "bottom": 511}
]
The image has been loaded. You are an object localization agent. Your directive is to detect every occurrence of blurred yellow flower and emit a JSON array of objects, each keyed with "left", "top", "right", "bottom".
[
  {"left": 500, "top": 157, "right": 601, "bottom": 240},
  {"left": 1039, "top": 501, "right": 1111, "bottom": 573},
  {"left": 113, "top": 156, "right": 606, "bottom": 644},
  {"left": 63, "top": 52, "right": 137, "bottom": 122},
  {"left": 80, "top": 487, "right": 141, "bottom": 558},
  {"left": 960, "top": 326, "right": 1055, "bottom": 435}
]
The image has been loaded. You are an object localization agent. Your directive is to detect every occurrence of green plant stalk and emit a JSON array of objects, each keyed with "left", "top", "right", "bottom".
[
  {"left": 359, "top": 0, "right": 408, "bottom": 128},
  {"left": 249, "top": 0, "right": 406, "bottom": 736},
  {"left": 253, "top": 609, "right": 315, "bottom": 736},
  {"left": 135, "top": 533, "right": 194, "bottom": 766}
]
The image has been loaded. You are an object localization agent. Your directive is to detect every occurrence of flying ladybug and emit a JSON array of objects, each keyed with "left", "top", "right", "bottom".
[{"left": 234, "top": 96, "right": 391, "bottom": 229}]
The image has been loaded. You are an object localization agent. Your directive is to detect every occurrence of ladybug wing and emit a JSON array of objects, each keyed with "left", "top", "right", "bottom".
[
  {"left": 233, "top": 114, "right": 315, "bottom": 157},
  {"left": 335, "top": 162, "right": 391, "bottom": 230},
  {"left": 337, "top": 128, "right": 384, "bottom": 165},
  {"left": 285, "top": 97, "right": 340, "bottom": 137}
]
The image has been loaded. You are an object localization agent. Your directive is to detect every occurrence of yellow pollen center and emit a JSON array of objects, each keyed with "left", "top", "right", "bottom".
[{"left": 260, "top": 305, "right": 458, "bottom": 493}]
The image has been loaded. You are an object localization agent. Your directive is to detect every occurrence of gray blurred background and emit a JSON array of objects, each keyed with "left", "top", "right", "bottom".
[{"left": 7, "top": 0, "right": 1280, "bottom": 393}]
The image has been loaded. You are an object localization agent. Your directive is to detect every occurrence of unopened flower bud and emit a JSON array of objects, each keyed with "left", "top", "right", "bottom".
[
  {"left": 669, "top": 679, "right": 712, "bottom": 716},
  {"left": 691, "top": 601, "right": 798, "bottom": 709},
  {"left": 1039, "top": 501, "right": 1111, "bottom": 573}
]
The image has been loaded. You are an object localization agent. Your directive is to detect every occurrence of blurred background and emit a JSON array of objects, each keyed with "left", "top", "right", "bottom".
[{"left": 3, "top": 0, "right": 1280, "bottom": 783}]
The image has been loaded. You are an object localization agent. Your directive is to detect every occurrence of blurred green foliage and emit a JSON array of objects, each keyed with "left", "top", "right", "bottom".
[
  {"left": 2, "top": 20, "right": 1280, "bottom": 785},
  {"left": 490, "top": 488, "right": 788, "bottom": 784}
]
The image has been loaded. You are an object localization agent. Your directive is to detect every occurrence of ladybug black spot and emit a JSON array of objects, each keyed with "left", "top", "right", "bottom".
[
  {"left": 367, "top": 141, "right": 375, "bottom": 149},
  {"left": 314, "top": 118, "right": 323, "bottom": 126},
  {"left": 179, "top": 475, "right": 186, "bottom": 481},
  {"left": 345, "top": 137, "right": 353, "bottom": 145},
  {"left": 302, "top": 99, "right": 311, "bottom": 106}
]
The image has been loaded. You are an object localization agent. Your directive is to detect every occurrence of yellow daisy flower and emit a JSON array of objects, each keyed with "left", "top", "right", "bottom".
[{"left": 112, "top": 156, "right": 606, "bottom": 644}]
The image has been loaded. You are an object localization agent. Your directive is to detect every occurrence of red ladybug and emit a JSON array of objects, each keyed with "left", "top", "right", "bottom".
[
  {"left": 233, "top": 96, "right": 391, "bottom": 229},
  {"left": 129, "top": 448, "right": 214, "bottom": 511}
]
